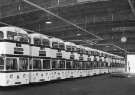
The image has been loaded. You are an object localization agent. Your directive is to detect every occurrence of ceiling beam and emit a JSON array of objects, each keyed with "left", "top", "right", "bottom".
[
  {"left": 22, "top": 18, "right": 135, "bottom": 35},
  {"left": 11, "top": 9, "right": 131, "bottom": 28},
  {"left": 128, "top": 0, "right": 135, "bottom": 17},
  {"left": 23, "top": 0, "right": 103, "bottom": 40},
  {"left": 0, "top": 0, "right": 113, "bottom": 19}
]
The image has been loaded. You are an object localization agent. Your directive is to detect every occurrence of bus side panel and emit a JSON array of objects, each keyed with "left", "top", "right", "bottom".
[{"left": 0, "top": 73, "right": 6, "bottom": 86}]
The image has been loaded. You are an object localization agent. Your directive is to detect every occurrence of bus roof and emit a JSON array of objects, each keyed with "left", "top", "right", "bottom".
[{"left": 0, "top": 26, "right": 28, "bottom": 34}]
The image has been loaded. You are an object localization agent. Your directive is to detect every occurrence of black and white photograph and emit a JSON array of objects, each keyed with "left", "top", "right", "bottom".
[{"left": 0, "top": 0, "right": 134, "bottom": 95}]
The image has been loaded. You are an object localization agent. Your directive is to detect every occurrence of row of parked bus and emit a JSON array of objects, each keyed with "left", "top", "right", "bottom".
[{"left": 0, "top": 26, "right": 125, "bottom": 86}]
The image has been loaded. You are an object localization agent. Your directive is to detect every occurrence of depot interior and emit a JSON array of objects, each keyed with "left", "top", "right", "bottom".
[{"left": 0, "top": 0, "right": 135, "bottom": 73}]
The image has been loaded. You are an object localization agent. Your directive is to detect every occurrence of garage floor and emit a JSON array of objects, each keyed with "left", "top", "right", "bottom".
[{"left": 0, "top": 75, "right": 135, "bottom": 95}]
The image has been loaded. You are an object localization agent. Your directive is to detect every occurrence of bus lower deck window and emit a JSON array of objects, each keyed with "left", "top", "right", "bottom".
[
  {"left": 19, "top": 58, "right": 28, "bottom": 71},
  {"left": 43, "top": 60, "right": 50, "bottom": 69},
  {"left": 6, "top": 58, "right": 18, "bottom": 71},
  {"left": 0, "top": 58, "right": 4, "bottom": 70}
]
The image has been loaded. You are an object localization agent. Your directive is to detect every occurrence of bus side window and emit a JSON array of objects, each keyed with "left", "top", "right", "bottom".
[
  {"left": 52, "top": 42, "right": 59, "bottom": 49},
  {"left": 86, "top": 62, "right": 90, "bottom": 69},
  {"left": 58, "top": 60, "right": 65, "bottom": 69},
  {"left": 52, "top": 60, "right": 57, "bottom": 69},
  {"left": 43, "top": 60, "right": 50, "bottom": 69},
  {"left": 79, "top": 62, "right": 83, "bottom": 69},
  {"left": 19, "top": 58, "right": 28, "bottom": 71},
  {"left": 18, "top": 34, "right": 29, "bottom": 43},
  {"left": 33, "top": 59, "right": 42, "bottom": 70},
  {"left": 42, "top": 39, "right": 50, "bottom": 47},
  {"left": 0, "top": 58, "right": 4, "bottom": 70},
  {"left": 0, "top": 31, "right": 4, "bottom": 40},
  {"left": 66, "top": 45, "right": 71, "bottom": 52},
  {"left": 59, "top": 43, "right": 65, "bottom": 50},
  {"left": 6, "top": 58, "right": 18, "bottom": 71},
  {"left": 82, "top": 62, "right": 86, "bottom": 69},
  {"left": 73, "top": 46, "right": 77, "bottom": 52},
  {"left": 66, "top": 61, "right": 72, "bottom": 69},
  {"left": 7, "top": 31, "right": 17, "bottom": 40},
  {"left": 73, "top": 61, "right": 79, "bottom": 69},
  {"left": 29, "top": 58, "right": 33, "bottom": 70},
  {"left": 34, "top": 38, "right": 41, "bottom": 46}
]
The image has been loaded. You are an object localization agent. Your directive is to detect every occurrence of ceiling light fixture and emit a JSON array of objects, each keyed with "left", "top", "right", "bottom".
[
  {"left": 113, "top": 48, "right": 117, "bottom": 51},
  {"left": 45, "top": 21, "right": 52, "bottom": 24},
  {"left": 77, "top": 33, "right": 81, "bottom": 36},
  {"left": 121, "top": 36, "right": 127, "bottom": 43},
  {"left": 106, "top": 45, "right": 110, "bottom": 47}
]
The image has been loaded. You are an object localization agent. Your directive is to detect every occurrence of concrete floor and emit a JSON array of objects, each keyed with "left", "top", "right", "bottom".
[{"left": 0, "top": 75, "right": 135, "bottom": 95}]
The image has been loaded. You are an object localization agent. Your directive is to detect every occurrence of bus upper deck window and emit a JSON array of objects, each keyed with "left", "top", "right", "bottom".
[
  {"left": 86, "top": 50, "right": 88, "bottom": 55},
  {"left": 80, "top": 48, "right": 83, "bottom": 54},
  {"left": 7, "top": 31, "right": 17, "bottom": 40},
  {"left": 42, "top": 39, "right": 50, "bottom": 47},
  {"left": 19, "top": 35, "right": 29, "bottom": 43},
  {"left": 52, "top": 42, "right": 59, "bottom": 49},
  {"left": 14, "top": 34, "right": 29, "bottom": 43},
  {"left": 0, "top": 58, "right": 4, "bottom": 70},
  {"left": 77, "top": 48, "right": 80, "bottom": 53},
  {"left": 0, "top": 31, "right": 4, "bottom": 40},
  {"left": 34, "top": 38, "right": 41, "bottom": 46},
  {"left": 72, "top": 46, "right": 76, "bottom": 52},
  {"left": 66, "top": 45, "right": 71, "bottom": 52},
  {"left": 83, "top": 49, "right": 86, "bottom": 54},
  {"left": 59, "top": 43, "right": 65, "bottom": 50}
]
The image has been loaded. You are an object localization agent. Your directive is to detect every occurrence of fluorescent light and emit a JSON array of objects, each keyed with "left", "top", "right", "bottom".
[
  {"left": 45, "top": 21, "right": 52, "bottom": 24},
  {"left": 77, "top": 33, "right": 81, "bottom": 36},
  {"left": 121, "top": 36, "right": 127, "bottom": 43},
  {"left": 113, "top": 49, "right": 117, "bottom": 50},
  {"left": 106, "top": 45, "right": 110, "bottom": 47}
]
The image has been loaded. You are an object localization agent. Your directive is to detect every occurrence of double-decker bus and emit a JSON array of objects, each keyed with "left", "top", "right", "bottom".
[
  {"left": 29, "top": 33, "right": 52, "bottom": 82},
  {"left": 0, "top": 26, "right": 126, "bottom": 86},
  {"left": 0, "top": 27, "right": 30, "bottom": 86}
]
